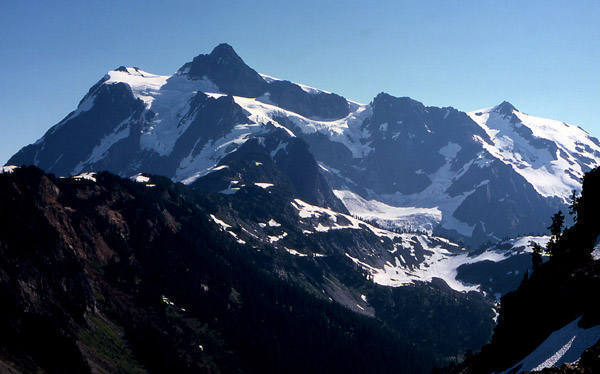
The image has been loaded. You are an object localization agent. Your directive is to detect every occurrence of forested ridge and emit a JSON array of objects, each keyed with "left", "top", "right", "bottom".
[
  {"left": 450, "top": 167, "right": 600, "bottom": 373},
  {"left": 0, "top": 166, "right": 492, "bottom": 373}
]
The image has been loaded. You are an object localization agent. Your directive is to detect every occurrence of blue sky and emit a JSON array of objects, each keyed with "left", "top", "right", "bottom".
[{"left": 1, "top": 0, "right": 599, "bottom": 164}]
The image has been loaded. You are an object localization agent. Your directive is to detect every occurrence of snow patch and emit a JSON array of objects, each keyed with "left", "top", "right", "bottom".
[
  {"left": 72, "top": 172, "right": 97, "bottom": 182},
  {"left": 0, "top": 165, "right": 18, "bottom": 174},
  {"left": 285, "top": 247, "right": 308, "bottom": 256},
  {"left": 209, "top": 214, "right": 231, "bottom": 230},
  {"left": 268, "top": 232, "right": 287, "bottom": 243},
  {"left": 131, "top": 173, "right": 150, "bottom": 183},
  {"left": 501, "top": 317, "right": 600, "bottom": 373},
  {"left": 333, "top": 189, "right": 441, "bottom": 234},
  {"left": 439, "top": 142, "right": 461, "bottom": 159},
  {"left": 254, "top": 182, "right": 274, "bottom": 189}
]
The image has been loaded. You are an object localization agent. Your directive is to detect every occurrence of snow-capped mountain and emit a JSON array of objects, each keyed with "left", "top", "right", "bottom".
[
  {"left": 8, "top": 43, "right": 600, "bottom": 246},
  {"left": 468, "top": 101, "right": 600, "bottom": 200}
]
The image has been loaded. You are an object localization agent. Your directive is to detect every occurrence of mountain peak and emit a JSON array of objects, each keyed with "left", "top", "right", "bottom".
[
  {"left": 210, "top": 43, "right": 238, "bottom": 57},
  {"left": 494, "top": 101, "right": 518, "bottom": 115},
  {"left": 179, "top": 43, "right": 266, "bottom": 97},
  {"left": 372, "top": 92, "right": 424, "bottom": 111},
  {"left": 206, "top": 43, "right": 247, "bottom": 66}
]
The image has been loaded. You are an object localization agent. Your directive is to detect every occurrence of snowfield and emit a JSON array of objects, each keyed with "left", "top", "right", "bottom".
[
  {"left": 289, "top": 198, "right": 548, "bottom": 293},
  {"left": 333, "top": 189, "right": 442, "bottom": 234},
  {"left": 501, "top": 317, "right": 600, "bottom": 373},
  {"left": 353, "top": 235, "right": 548, "bottom": 292},
  {"left": 469, "top": 105, "right": 600, "bottom": 202}
]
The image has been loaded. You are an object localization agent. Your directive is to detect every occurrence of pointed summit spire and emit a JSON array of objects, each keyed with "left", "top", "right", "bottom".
[
  {"left": 178, "top": 43, "right": 266, "bottom": 97},
  {"left": 206, "top": 43, "right": 248, "bottom": 67},
  {"left": 209, "top": 43, "right": 238, "bottom": 57},
  {"left": 494, "top": 101, "right": 518, "bottom": 116}
]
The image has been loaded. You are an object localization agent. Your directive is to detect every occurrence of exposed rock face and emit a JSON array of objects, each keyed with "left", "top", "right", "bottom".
[
  {"left": 10, "top": 81, "right": 146, "bottom": 177},
  {"left": 180, "top": 43, "right": 267, "bottom": 98},
  {"left": 190, "top": 129, "right": 348, "bottom": 212},
  {"left": 261, "top": 79, "right": 350, "bottom": 119},
  {"left": 8, "top": 44, "right": 600, "bottom": 246},
  {"left": 178, "top": 43, "right": 350, "bottom": 119}
]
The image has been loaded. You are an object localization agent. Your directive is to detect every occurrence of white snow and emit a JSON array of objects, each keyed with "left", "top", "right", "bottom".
[
  {"left": 209, "top": 214, "right": 246, "bottom": 244},
  {"left": 105, "top": 67, "right": 169, "bottom": 108},
  {"left": 291, "top": 198, "right": 417, "bottom": 242},
  {"left": 131, "top": 173, "right": 150, "bottom": 183},
  {"left": 333, "top": 189, "right": 441, "bottom": 234},
  {"left": 209, "top": 214, "right": 231, "bottom": 230},
  {"left": 439, "top": 142, "right": 462, "bottom": 159},
  {"left": 375, "top": 151, "right": 482, "bottom": 237},
  {"left": 269, "top": 141, "right": 289, "bottom": 157},
  {"left": 285, "top": 247, "right": 308, "bottom": 256},
  {"left": 219, "top": 181, "right": 241, "bottom": 195},
  {"left": 501, "top": 317, "right": 600, "bottom": 373},
  {"left": 72, "top": 119, "right": 131, "bottom": 174},
  {"left": 0, "top": 165, "right": 18, "bottom": 174},
  {"left": 176, "top": 124, "right": 268, "bottom": 183},
  {"left": 211, "top": 165, "right": 229, "bottom": 171},
  {"left": 228, "top": 230, "right": 246, "bottom": 244},
  {"left": 32, "top": 60, "right": 600, "bottom": 251},
  {"left": 72, "top": 172, "right": 97, "bottom": 182},
  {"left": 468, "top": 105, "right": 600, "bottom": 201},
  {"left": 268, "top": 232, "right": 287, "bottom": 243},
  {"left": 590, "top": 234, "right": 600, "bottom": 261},
  {"left": 346, "top": 233, "right": 548, "bottom": 292},
  {"left": 232, "top": 97, "right": 295, "bottom": 138},
  {"left": 254, "top": 182, "right": 274, "bottom": 189},
  {"left": 267, "top": 219, "right": 281, "bottom": 227},
  {"left": 289, "top": 198, "right": 490, "bottom": 291},
  {"left": 161, "top": 295, "right": 175, "bottom": 306},
  {"left": 259, "top": 73, "right": 331, "bottom": 95},
  {"left": 52, "top": 63, "right": 372, "bottom": 188},
  {"left": 508, "top": 236, "right": 551, "bottom": 252},
  {"left": 231, "top": 94, "right": 373, "bottom": 158},
  {"left": 134, "top": 73, "right": 220, "bottom": 156}
]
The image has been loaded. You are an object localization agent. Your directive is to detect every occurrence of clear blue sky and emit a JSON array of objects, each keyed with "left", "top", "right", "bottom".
[{"left": 1, "top": 0, "right": 599, "bottom": 164}]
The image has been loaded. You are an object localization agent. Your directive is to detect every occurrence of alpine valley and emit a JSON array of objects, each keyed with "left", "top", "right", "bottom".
[{"left": 3, "top": 44, "right": 600, "bottom": 373}]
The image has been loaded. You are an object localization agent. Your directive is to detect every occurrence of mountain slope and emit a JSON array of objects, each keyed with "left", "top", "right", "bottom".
[
  {"left": 8, "top": 44, "right": 600, "bottom": 246},
  {"left": 452, "top": 167, "right": 600, "bottom": 373},
  {"left": 0, "top": 166, "right": 496, "bottom": 373},
  {"left": 468, "top": 101, "right": 600, "bottom": 200}
]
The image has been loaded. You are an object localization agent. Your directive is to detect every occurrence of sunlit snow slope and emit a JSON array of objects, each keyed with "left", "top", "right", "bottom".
[
  {"left": 468, "top": 102, "right": 600, "bottom": 202},
  {"left": 8, "top": 43, "right": 600, "bottom": 246}
]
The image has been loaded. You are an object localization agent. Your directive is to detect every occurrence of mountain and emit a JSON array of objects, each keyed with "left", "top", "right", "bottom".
[
  {"left": 189, "top": 128, "right": 348, "bottom": 213},
  {"left": 8, "top": 44, "right": 600, "bottom": 247},
  {"left": 7, "top": 42, "right": 600, "bottom": 372},
  {"left": 106, "top": 131, "right": 550, "bottom": 299},
  {"left": 451, "top": 167, "right": 600, "bottom": 373},
  {"left": 0, "top": 166, "right": 495, "bottom": 373}
]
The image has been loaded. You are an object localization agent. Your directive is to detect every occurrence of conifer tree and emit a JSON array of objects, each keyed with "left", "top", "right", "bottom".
[
  {"left": 530, "top": 241, "right": 543, "bottom": 270},
  {"left": 568, "top": 190, "right": 581, "bottom": 222},
  {"left": 546, "top": 210, "right": 564, "bottom": 257}
]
